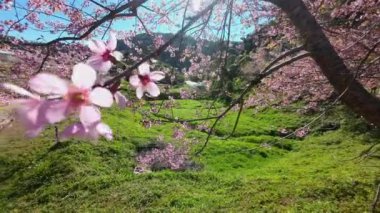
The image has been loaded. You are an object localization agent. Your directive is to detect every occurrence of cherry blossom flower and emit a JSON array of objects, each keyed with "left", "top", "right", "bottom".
[
  {"left": 29, "top": 63, "right": 113, "bottom": 129},
  {"left": 129, "top": 63, "right": 165, "bottom": 99},
  {"left": 87, "top": 32, "right": 123, "bottom": 74},
  {"left": 2, "top": 63, "right": 114, "bottom": 139}
]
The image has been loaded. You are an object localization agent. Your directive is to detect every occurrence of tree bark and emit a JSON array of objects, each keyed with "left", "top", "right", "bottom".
[{"left": 264, "top": 0, "right": 380, "bottom": 127}]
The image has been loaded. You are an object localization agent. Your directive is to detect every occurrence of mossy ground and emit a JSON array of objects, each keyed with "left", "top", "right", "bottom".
[{"left": 0, "top": 100, "right": 379, "bottom": 212}]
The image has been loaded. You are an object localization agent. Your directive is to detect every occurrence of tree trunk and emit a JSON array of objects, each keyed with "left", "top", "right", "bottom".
[{"left": 264, "top": 0, "right": 380, "bottom": 127}]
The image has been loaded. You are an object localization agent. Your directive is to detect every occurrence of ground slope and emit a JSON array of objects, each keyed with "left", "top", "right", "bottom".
[{"left": 0, "top": 100, "right": 379, "bottom": 212}]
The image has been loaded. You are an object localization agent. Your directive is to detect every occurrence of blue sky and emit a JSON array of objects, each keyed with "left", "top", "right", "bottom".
[{"left": 1, "top": 0, "right": 254, "bottom": 43}]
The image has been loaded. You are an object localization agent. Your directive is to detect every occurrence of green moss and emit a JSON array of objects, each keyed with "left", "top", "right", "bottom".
[{"left": 0, "top": 101, "right": 378, "bottom": 211}]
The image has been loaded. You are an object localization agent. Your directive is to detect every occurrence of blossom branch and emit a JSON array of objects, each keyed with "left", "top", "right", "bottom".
[{"left": 103, "top": 0, "right": 220, "bottom": 87}]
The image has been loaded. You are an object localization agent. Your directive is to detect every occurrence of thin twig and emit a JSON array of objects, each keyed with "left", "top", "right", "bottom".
[
  {"left": 54, "top": 126, "right": 60, "bottom": 144},
  {"left": 223, "top": 98, "right": 244, "bottom": 139},
  {"left": 35, "top": 47, "right": 51, "bottom": 74}
]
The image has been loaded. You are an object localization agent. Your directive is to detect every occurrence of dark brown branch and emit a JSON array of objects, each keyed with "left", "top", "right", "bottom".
[
  {"left": 262, "top": 45, "right": 305, "bottom": 73},
  {"left": 136, "top": 15, "right": 151, "bottom": 35},
  {"left": 54, "top": 126, "right": 60, "bottom": 144}
]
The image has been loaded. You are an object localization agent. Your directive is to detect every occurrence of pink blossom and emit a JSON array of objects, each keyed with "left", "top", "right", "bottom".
[
  {"left": 135, "top": 143, "right": 189, "bottom": 172},
  {"left": 87, "top": 32, "right": 123, "bottom": 74},
  {"left": 2, "top": 63, "right": 113, "bottom": 138},
  {"left": 29, "top": 63, "right": 113, "bottom": 129},
  {"left": 129, "top": 63, "right": 165, "bottom": 99}
]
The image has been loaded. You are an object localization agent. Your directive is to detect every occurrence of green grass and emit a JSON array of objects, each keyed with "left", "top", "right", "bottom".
[{"left": 0, "top": 100, "right": 379, "bottom": 211}]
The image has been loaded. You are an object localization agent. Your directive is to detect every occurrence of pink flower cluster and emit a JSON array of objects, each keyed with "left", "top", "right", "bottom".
[
  {"left": 294, "top": 127, "right": 310, "bottom": 139},
  {"left": 135, "top": 143, "right": 189, "bottom": 172}
]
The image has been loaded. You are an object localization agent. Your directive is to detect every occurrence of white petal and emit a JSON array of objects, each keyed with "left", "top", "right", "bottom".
[
  {"left": 146, "top": 82, "right": 160, "bottom": 97},
  {"left": 29, "top": 73, "right": 68, "bottom": 96},
  {"left": 136, "top": 87, "right": 144, "bottom": 99},
  {"left": 138, "top": 63, "right": 150, "bottom": 75},
  {"left": 1, "top": 83, "right": 39, "bottom": 99},
  {"left": 129, "top": 75, "right": 140, "bottom": 87},
  {"left": 79, "top": 105, "right": 101, "bottom": 128},
  {"left": 72, "top": 63, "right": 97, "bottom": 89},
  {"left": 110, "top": 51, "right": 123, "bottom": 61},
  {"left": 107, "top": 32, "right": 117, "bottom": 50},
  {"left": 89, "top": 87, "right": 113, "bottom": 107},
  {"left": 150, "top": 71, "right": 165, "bottom": 81},
  {"left": 88, "top": 39, "right": 106, "bottom": 54},
  {"left": 114, "top": 91, "right": 127, "bottom": 109},
  {"left": 96, "top": 122, "right": 113, "bottom": 140}
]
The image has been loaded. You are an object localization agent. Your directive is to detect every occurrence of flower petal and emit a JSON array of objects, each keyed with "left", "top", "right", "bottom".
[
  {"left": 110, "top": 51, "right": 123, "bottom": 61},
  {"left": 136, "top": 86, "right": 144, "bottom": 99},
  {"left": 1, "top": 83, "right": 39, "bottom": 99},
  {"left": 129, "top": 75, "right": 140, "bottom": 88},
  {"left": 89, "top": 87, "right": 113, "bottom": 107},
  {"left": 87, "top": 56, "right": 112, "bottom": 75},
  {"left": 44, "top": 100, "right": 69, "bottom": 124},
  {"left": 146, "top": 82, "right": 160, "bottom": 97},
  {"left": 25, "top": 126, "right": 46, "bottom": 138},
  {"left": 72, "top": 63, "right": 97, "bottom": 89},
  {"left": 107, "top": 32, "right": 117, "bottom": 50},
  {"left": 88, "top": 39, "right": 106, "bottom": 54},
  {"left": 150, "top": 71, "right": 165, "bottom": 81},
  {"left": 15, "top": 99, "right": 47, "bottom": 137},
  {"left": 114, "top": 91, "right": 127, "bottom": 109},
  {"left": 60, "top": 122, "right": 87, "bottom": 140},
  {"left": 138, "top": 63, "right": 150, "bottom": 75},
  {"left": 29, "top": 73, "right": 68, "bottom": 96},
  {"left": 79, "top": 105, "right": 101, "bottom": 128},
  {"left": 96, "top": 122, "right": 113, "bottom": 140}
]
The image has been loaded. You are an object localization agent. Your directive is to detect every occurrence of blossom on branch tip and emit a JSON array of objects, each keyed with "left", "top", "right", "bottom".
[
  {"left": 129, "top": 63, "right": 165, "bottom": 99},
  {"left": 32, "top": 63, "right": 113, "bottom": 128},
  {"left": 87, "top": 32, "right": 123, "bottom": 74}
]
